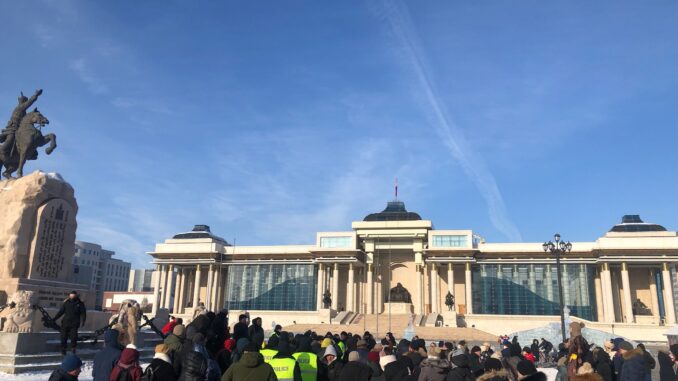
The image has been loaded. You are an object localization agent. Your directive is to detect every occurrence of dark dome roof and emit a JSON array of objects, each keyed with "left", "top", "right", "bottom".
[
  {"left": 609, "top": 215, "right": 667, "bottom": 233},
  {"left": 363, "top": 201, "right": 422, "bottom": 222},
  {"left": 173, "top": 225, "right": 230, "bottom": 244}
]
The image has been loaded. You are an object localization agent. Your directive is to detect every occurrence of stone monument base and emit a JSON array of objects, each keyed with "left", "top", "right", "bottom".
[
  {"left": 441, "top": 310, "right": 458, "bottom": 327},
  {"left": 383, "top": 302, "right": 413, "bottom": 314}
]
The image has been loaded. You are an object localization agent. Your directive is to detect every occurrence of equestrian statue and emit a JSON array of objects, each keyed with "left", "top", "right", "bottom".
[{"left": 0, "top": 89, "right": 56, "bottom": 178}]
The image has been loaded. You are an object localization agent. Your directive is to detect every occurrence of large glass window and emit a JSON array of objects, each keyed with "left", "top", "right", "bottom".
[
  {"left": 319, "top": 236, "right": 352, "bottom": 248},
  {"left": 472, "top": 263, "right": 597, "bottom": 320},
  {"left": 432, "top": 235, "right": 468, "bottom": 248},
  {"left": 224, "top": 264, "right": 317, "bottom": 311}
]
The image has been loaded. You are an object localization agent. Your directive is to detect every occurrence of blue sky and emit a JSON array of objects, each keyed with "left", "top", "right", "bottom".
[{"left": 1, "top": 1, "right": 678, "bottom": 268}]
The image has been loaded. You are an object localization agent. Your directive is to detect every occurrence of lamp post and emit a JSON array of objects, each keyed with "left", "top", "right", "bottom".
[{"left": 543, "top": 233, "right": 572, "bottom": 343}]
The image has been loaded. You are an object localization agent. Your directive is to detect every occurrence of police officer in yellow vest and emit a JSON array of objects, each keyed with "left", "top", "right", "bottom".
[
  {"left": 293, "top": 336, "right": 323, "bottom": 381},
  {"left": 261, "top": 336, "right": 280, "bottom": 363},
  {"left": 270, "top": 336, "right": 302, "bottom": 381}
]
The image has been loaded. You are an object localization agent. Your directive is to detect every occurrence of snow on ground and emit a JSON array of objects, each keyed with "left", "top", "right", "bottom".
[{"left": 0, "top": 362, "right": 150, "bottom": 381}]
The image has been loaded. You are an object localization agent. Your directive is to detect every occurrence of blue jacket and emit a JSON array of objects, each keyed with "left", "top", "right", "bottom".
[
  {"left": 620, "top": 349, "right": 646, "bottom": 381},
  {"left": 92, "top": 330, "right": 122, "bottom": 381}
]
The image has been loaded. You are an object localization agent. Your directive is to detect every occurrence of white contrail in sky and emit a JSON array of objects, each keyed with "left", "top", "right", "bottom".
[{"left": 376, "top": 0, "right": 523, "bottom": 241}]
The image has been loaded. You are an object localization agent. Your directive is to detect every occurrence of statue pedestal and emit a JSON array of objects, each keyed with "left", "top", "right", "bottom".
[
  {"left": 441, "top": 310, "right": 458, "bottom": 327},
  {"left": 383, "top": 302, "right": 413, "bottom": 314}
]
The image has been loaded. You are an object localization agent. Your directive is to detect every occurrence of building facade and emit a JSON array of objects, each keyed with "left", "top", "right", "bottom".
[
  {"left": 148, "top": 202, "right": 678, "bottom": 333},
  {"left": 72, "top": 241, "right": 132, "bottom": 309},
  {"left": 128, "top": 268, "right": 156, "bottom": 292}
]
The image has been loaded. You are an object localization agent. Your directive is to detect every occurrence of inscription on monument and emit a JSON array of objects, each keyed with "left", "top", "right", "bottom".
[{"left": 28, "top": 198, "right": 76, "bottom": 280}]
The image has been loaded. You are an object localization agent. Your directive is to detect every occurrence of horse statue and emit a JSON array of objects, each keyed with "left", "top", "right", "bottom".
[{"left": 0, "top": 108, "right": 56, "bottom": 179}]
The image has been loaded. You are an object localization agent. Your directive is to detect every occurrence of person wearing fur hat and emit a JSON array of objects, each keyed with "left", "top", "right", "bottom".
[
  {"left": 514, "top": 359, "right": 546, "bottom": 381},
  {"left": 49, "top": 354, "right": 83, "bottom": 381},
  {"left": 618, "top": 341, "right": 646, "bottom": 381},
  {"left": 143, "top": 344, "right": 178, "bottom": 381}
]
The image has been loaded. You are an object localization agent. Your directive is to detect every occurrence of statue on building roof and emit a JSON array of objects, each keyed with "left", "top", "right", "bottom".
[{"left": 388, "top": 282, "right": 412, "bottom": 303}]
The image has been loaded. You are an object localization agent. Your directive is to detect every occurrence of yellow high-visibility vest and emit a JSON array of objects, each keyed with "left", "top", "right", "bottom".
[
  {"left": 293, "top": 352, "right": 318, "bottom": 381},
  {"left": 269, "top": 357, "right": 296, "bottom": 381},
  {"left": 261, "top": 348, "right": 279, "bottom": 363}
]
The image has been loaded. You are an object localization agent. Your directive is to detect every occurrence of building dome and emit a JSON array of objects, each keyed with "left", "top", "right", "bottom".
[
  {"left": 363, "top": 200, "right": 422, "bottom": 221},
  {"left": 609, "top": 215, "right": 667, "bottom": 233},
  {"left": 173, "top": 224, "right": 230, "bottom": 244}
]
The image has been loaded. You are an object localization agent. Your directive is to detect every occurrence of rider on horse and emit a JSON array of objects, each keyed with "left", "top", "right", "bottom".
[{"left": 0, "top": 89, "right": 42, "bottom": 162}]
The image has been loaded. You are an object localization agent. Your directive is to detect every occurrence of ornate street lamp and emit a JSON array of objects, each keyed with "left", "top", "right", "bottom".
[{"left": 543, "top": 233, "right": 572, "bottom": 343}]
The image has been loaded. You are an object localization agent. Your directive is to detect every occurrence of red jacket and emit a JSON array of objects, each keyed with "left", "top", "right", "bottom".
[
  {"left": 109, "top": 348, "right": 143, "bottom": 381},
  {"left": 524, "top": 353, "right": 536, "bottom": 363},
  {"left": 161, "top": 320, "right": 178, "bottom": 335}
]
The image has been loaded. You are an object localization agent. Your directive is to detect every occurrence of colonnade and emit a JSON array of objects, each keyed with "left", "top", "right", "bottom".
[{"left": 151, "top": 263, "right": 226, "bottom": 315}]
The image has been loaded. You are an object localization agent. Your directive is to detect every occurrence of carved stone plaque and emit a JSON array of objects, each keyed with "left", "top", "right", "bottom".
[{"left": 27, "top": 198, "right": 76, "bottom": 281}]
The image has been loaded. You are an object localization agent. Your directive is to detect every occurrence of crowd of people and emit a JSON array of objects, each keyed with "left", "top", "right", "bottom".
[{"left": 47, "top": 312, "right": 678, "bottom": 381}]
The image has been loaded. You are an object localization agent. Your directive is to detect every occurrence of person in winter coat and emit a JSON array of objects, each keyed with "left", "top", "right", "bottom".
[
  {"left": 515, "top": 360, "right": 546, "bottom": 381},
  {"left": 636, "top": 344, "right": 655, "bottom": 381},
  {"left": 165, "top": 325, "right": 186, "bottom": 361},
  {"left": 53, "top": 291, "right": 87, "bottom": 355},
  {"left": 220, "top": 343, "right": 277, "bottom": 381},
  {"left": 179, "top": 348, "right": 208, "bottom": 381},
  {"left": 418, "top": 350, "right": 450, "bottom": 381},
  {"left": 521, "top": 348, "right": 536, "bottom": 364},
  {"left": 232, "top": 314, "right": 249, "bottom": 343},
  {"left": 475, "top": 358, "right": 509, "bottom": 381},
  {"left": 530, "top": 341, "right": 540, "bottom": 361},
  {"left": 339, "top": 351, "right": 373, "bottom": 381},
  {"left": 611, "top": 338, "right": 625, "bottom": 380},
  {"left": 446, "top": 350, "right": 475, "bottom": 381},
  {"left": 618, "top": 342, "right": 646, "bottom": 381},
  {"left": 93, "top": 329, "right": 122, "bottom": 381},
  {"left": 192, "top": 333, "right": 220, "bottom": 381},
  {"left": 591, "top": 347, "right": 613, "bottom": 381},
  {"left": 323, "top": 344, "right": 345, "bottom": 381},
  {"left": 469, "top": 347, "right": 483, "bottom": 377},
  {"left": 174, "top": 325, "right": 198, "bottom": 376},
  {"left": 247, "top": 317, "right": 265, "bottom": 348},
  {"left": 144, "top": 344, "right": 178, "bottom": 381},
  {"left": 49, "top": 354, "right": 83, "bottom": 381},
  {"left": 162, "top": 317, "right": 182, "bottom": 336},
  {"left": 658, "top": 344, "right": 678, "bottom": 381},
  {"left": 272, "top": 340, "right": 303, "bottom": 381},
  {"left": 109, "top": 345, "right": 143, "bottom": 381}
]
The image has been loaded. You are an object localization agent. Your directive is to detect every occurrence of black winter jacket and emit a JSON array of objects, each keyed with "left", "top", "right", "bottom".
[
  {"left": 446, "top": 354, "right": 475, "bottom": 381},
  {"left": 48, "top": 369, "right": 78, "bottom": 381},
  {"left": 179, "top": 351, "right": 208, "bottom": 381},
  {"left": 53, "top": 297, "right": 86, "bottom": 327},
  {"left": 145, "top": 356, "right": 178, "bottom": 381},
  {"left": 338, "top": 361, "right": 373, "bottom": 381}
]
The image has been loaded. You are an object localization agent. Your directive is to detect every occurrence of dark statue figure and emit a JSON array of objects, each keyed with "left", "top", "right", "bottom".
[
  {"left": 445, "top": 291, "right": 455, "bottom": 311},
  {"left": 388, "top": 282, "right": 412, "bottom": 303},
  {"left": 322, "top": 289, "right": 331, "bottom": 309},
  {"left": 0, "top": 89, "right": 56, "bottom": 178}
]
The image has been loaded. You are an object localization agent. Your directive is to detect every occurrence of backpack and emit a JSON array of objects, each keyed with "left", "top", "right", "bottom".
[
  {"left": 114, "top": 367, "right": 132, "bottom": 381},
  {"left": 140, "top": 365, "right": 156, "bottom": 381}
]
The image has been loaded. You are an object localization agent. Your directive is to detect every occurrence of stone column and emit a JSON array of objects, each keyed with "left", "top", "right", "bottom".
[
  {"left": 447, "top": 263, "right": 454, "bottom": 295},
  {"left": 594, "top": 270, "right": 605, "bottom": 322},
  {"left": 173, "top": 268, "right": 183, "bottom": 313},
  {"left": 465, "top": 262, "right": 473, "bottom": 314},
  {"left": 316, "top": 263, "right": 324, "bottom": 310},
  {"left": 331, "top": 263, "right": 339, "bottom": 310},
  {"left": 206, "top": 264, "right": 215, "bottom": 311},
  {"left": 152, "top": 264, "right": 162, "bottom": 315},
  {"left": 366, "top": 264, "right": 373, "bottom": 314},
  {"left": 415, "top": 264, "right": 423, "bottom": 315},
  {"left": 211, "top": 265, "right": 220, "bottom": 310},
  {"left": 347, "top": 263, "right": 355, "bottom": 311},
  {"left": 601, "top": 263, "right": 614, "bottom": 322},
  {"left": 193, "top": 265, "right": 202, "bottom": 309},
  {"left": 179, "top": 268, "right": 188, "bottom": 312},
  {"left": 163, "top": 265, "right": 173, "bottom": 310},
  {"left": 621, "top": 263, "right": 634, "bottom": 323},
  {"left": 662, "top": 263, "right": 676, "bottom": 324},
  {"left": 649, "top": 269, "right": 660, "bottom": 318},
  {"left": 431, "top": 263, "right": 439, "bottom": 313}
]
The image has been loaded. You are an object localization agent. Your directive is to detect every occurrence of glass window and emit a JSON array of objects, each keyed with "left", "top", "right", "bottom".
[
  {"left": 432, "top": 235, "right": 468, "bottom": 248},
  {"left": 319, "top": 236, "right": 352, "bottom": 248},
  {"left": 225, "top": 264, "right": 317, "bottom": 311},
  {"left": 471, "top": 263, "right": 597, "bottom": 320}
]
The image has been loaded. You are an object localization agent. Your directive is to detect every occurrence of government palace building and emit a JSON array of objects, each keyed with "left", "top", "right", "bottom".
[{"left": 147, "top": 200, "right": 678, "bottom": 341}]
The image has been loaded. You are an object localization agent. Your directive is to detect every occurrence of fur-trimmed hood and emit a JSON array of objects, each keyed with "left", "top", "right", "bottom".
[
  {"left": 622, "top": 348, "right": 643, "bottom": 360},
  {"left": 476, "top": 369, "right": 510, "bottom": 381}
]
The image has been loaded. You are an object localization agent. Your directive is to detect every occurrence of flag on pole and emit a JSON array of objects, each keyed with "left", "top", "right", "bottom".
[{"left": 395, "top": 178, "right": 398, "bottom": 199}]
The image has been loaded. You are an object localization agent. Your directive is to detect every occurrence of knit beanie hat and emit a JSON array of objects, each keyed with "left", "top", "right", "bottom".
[
  {"left": 321, "top": 338, "right": 333, "bottom": 348},
  {"left": 619, "top": 341, "right": 633, "bottom": 351},
  {"left": 60, "top": 354, "right": 83, "bottom": 372},
  {"left": 516, "top": 359, "right": 537, "bottom": 376},
  {"left": 173, "top": 324, "right": 186, "bottom": 337},
  {"left": 348, "top": 351, "right": 360, "bottom": 362}
]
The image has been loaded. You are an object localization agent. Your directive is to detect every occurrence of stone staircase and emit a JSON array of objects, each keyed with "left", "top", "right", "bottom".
[
  {"left": 0, "top": 330, "right": 162, "bottom": 374},
  {"left": 283, "top": 313, "right": 496, "bottom": 342}
]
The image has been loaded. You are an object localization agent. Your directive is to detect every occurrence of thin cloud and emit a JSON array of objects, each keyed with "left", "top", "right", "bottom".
[
  {"left": 376, "top": 0, "right": 523, "bottom": 241},
  {"left": 69, "top": 58, "right": 108, "bottom": 94}
]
